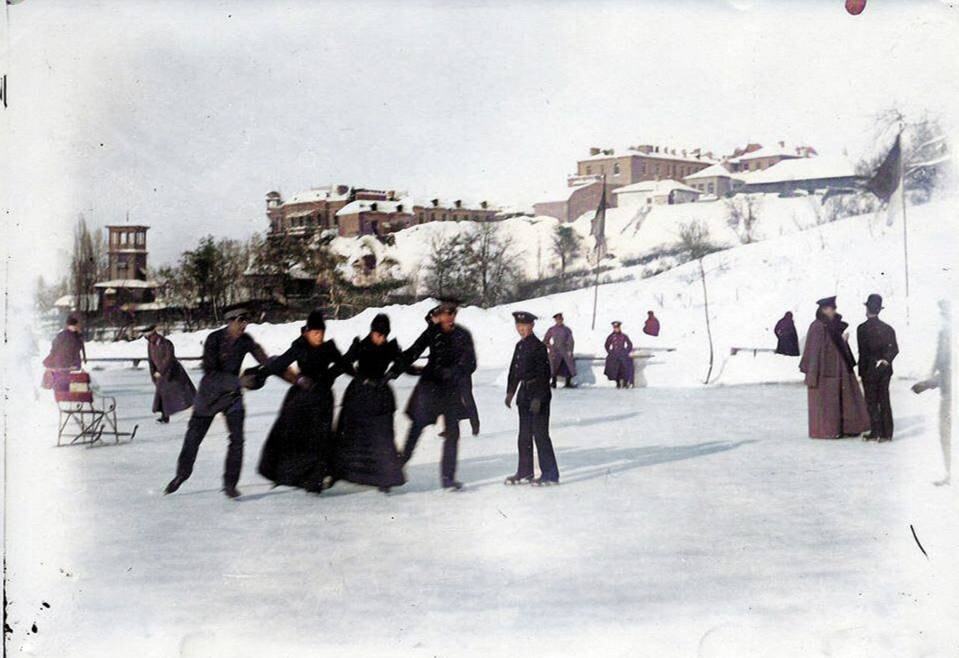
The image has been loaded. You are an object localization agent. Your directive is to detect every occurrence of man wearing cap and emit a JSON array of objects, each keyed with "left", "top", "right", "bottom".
[
  {"left": 857, "top": 294, "right": 899, "bottom": 441},
  {"left": 144, "top": 325, "right": 196, "bottom": 424},
  {"left": 164, "top": 308, "right": 270, "bottom": 499},
  {"left": 604, "top": 321, "right": 634, "bottom": 389},
  {"left": 505, "top": 312, "right": 559, "bottom": 485},
  {"left": 799, "top": 297, "right": 870, "bottom": 439},
  {"left": 543, "top": 312, "right": 577, "bottom": 389},
  {"left": 391, "top": 300, "right": 477, "bottom": 490}
]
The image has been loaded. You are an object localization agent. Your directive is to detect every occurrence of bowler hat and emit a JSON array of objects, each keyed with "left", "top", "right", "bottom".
[{"left": 864, "top": 294, "right": 884, "bottom": 313}]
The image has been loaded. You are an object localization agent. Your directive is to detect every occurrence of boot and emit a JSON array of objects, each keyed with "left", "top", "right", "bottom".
[
  {"left": 470, "top": 418, "right": 480, "bottom": 436},
  {"left": 550, "top": 377, "right": 557, "bottom": 389},
  {"left": 531, "top": 477, "right": 559, "bottom": 487},
  {"left": 222, "top": 485, "right": 242, "bottom": 499},
  {"left": 163, "top": 476, "right": 186, "bottom": 495},
  {"left": 565, "top": 377, "right": 577, "bottom": 389},
  {"left": 442, "top": 479, "right": 464, "bottom": 491}
]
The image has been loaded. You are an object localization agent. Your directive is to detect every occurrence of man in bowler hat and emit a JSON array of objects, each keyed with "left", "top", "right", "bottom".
[
  {"left": 505, "top": 311, "right": 560, "bottom": 486},
  {"left": 857, "top": 294, "right": 899, "bottom": 441}
]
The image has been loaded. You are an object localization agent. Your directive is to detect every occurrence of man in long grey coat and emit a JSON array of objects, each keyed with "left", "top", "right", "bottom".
[
  {"left": 543, "top": 312, "right": 577, "bottom": 388},
  {"left": 145, "top": 325, "right": 196, "bottom": 423}
]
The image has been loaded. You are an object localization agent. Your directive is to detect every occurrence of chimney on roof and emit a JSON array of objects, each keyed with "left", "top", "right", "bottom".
[
  {"left": 655, "top": 146, "right": 660, "bottom": 153},
  {"left": 480, "top": 200, "right": 488, "bottom": 209},
  {"left": 637, "top": 145, "right": 653, "bottom": 154},
  {"left": 370, "top": 202, "right": 378, "bottom": 212},
  {"left": 589, "top": 147, "right": 601, "bottom": 156},
  {"left": 396, "top": 204, "right": 403, "bottom": 213},
  {"left": 670, "top": 148, "right": 676, "bottom": 155},
  {"left": 431, "top": 198, "right": 439, "bottom": 208},
  {"left": 454, "top": 199, "right": 462, "bottom": 209},
  {"left": 681, "top": 149, "right": 687, "bottom": 157}
]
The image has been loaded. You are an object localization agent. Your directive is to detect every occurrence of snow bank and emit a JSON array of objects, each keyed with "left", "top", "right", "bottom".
[{"left": 71, "top": 195, "right": 956, "bottom": 388}]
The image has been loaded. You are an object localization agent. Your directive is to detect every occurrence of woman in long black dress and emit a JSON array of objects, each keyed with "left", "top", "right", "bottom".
[
  {"left": 258, "top": 310, "right": 348, "bottom": 493},
  {"left": 333, "top": 313, "right": 406, "bottom": 492}
]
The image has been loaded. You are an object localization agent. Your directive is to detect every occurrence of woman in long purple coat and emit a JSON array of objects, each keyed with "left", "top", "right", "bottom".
[
  {"left": 145, "top": 327, "right": 196, "bottom": 423},
  {"left": 604, "top": 321, "right": 634, "bottom": 388},
  {"left": 543, "top": 312, "right": 577, "bottom": 388},
  {"left": 799, "top": 297, "right": 870, "bottom": 439}
]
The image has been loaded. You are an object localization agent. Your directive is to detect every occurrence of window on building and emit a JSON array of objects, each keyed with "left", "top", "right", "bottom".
[
  {"left": 586, "top": 166, "right": 592, "bottom": 175},
  {"left": 707, "top": 183, "right": 715, "bottom": 193},
  {"left": 613, "top": 162, "right": 621, "bottom": 175}
]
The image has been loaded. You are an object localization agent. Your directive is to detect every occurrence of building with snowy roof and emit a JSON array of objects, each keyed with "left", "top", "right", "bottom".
[
  {"left": 570, "top": 144, "right": 716, "bottom": 189},
  {"left": 683, "top": 163, "right": 745, "bottom": 197},
  {"left": 411, "top": 198, "right": 499, "bottom": 225},
  {"left": 726, "top": 141, "right": 817, "bottom": 173},
  {"left": 266, "top": 185, "right": 353, "bottom": 236},
  {"left": 533, "top": 179, "right": 608, "bottom": 223},
  {"left": 93, "top": 225, "right": 162, "bottom": 322},
  {"left": 335, "top": 198, "right": 415, "bottom": 237},
  {"left": 612, "top": 179, "right": 702, "bottom": 207},
  {"left": 740, "top": 154, "right": 862, "bottom": 194}
]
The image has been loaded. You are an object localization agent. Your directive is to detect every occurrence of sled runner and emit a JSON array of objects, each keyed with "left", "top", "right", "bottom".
[{"left": 50, "top": 370, "right": 138, "bottom": 447}]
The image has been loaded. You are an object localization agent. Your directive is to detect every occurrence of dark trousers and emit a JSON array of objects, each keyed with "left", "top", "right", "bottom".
[
  {"left": 176, "top": 406, "right": 245, "bottom": 488},
  {"left": 516, "top": 401, "right": 559, "bottom": 481},
  {"left": 863, "top": 371, "right": 893, "bottom": 438},
  {"left": 403, "top": 415, "right": 460, "bottom": 484}
]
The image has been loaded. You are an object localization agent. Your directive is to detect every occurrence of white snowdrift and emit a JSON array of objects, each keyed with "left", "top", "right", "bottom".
[{"left": 74, "top": 195, "right": 958, "bottom": 388}]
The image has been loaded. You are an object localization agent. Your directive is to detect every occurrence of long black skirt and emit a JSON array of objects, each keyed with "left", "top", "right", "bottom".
[
  {"left": 258, "top": 385, "right": 334, "bottom": 490},
  {"left": 335, "top": 379, "right": 405, "bottom": 488}
]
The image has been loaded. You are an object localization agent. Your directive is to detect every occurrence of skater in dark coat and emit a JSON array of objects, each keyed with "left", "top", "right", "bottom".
[
  {"left": 544, "top": 312, "right": 577, "bottom": 388},
  {"left": 774, "top": 311, "right": 800, "bottom": 356},
  {"left": 390, "top": 300, "right": 477, "bottom": 490},
  {"left": 42, "top": 316, "right": 86, "bottom": 388},
  {"left": 257, "top": 311, "right": 349, "bottom": 493},
  {"left": 334, "top": 313, "right": 406, "bottom": 492},
  {"left": 505, "top": 312, "right": 560, "bottom": 486},
  {"left": 857, "top": 294, "right": 899, "bottom": 441},
  {"left": 604, "top": 321, "right": 634, "bottom": 388},
  {"left": 799, "top": 297, "right": 870, "bottom": 439},
  {"left": 164, "top": 308, "right": 270, "bottom": 499},
  {"left": 643, "top": 311, "right": 660, "bottom": 337},
  {"left": 145, "top": 326, "right": 196, "bottom": 423}
]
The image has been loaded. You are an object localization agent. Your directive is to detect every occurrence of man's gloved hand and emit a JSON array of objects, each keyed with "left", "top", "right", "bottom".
[
  {"left": 295, "top": 375, "right": 314, "bottom": 391},
  {"left": 504, "top": 395, "right": 512, "bottom": 409}
]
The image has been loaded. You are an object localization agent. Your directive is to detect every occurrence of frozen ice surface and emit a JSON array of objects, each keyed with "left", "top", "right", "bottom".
[{"left": 4, "top": 366, "right": 957, "bottom": 657}]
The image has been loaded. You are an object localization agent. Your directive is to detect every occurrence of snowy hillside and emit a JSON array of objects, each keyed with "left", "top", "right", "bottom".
[
  {"left": 75, "top": 195, "right": 958, "bottom": 388},
  {"left": 327, "top": 192, "right": 855, "bottom": 292}
]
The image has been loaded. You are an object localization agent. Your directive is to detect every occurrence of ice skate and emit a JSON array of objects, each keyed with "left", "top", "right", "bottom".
[
  {"left": 504, "top": 474, "right": 532, "bottom": 486},
  {"left": 163, "top": 476, "right": 186, "bottom": 495}
]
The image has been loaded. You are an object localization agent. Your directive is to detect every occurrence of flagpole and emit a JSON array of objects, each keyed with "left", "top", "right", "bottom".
[
  {"left": 899, "top": 130, "right": 910, "bottom": 325},
  {"left": 590, "top": 175, "right": 606, "bottom": 330}
]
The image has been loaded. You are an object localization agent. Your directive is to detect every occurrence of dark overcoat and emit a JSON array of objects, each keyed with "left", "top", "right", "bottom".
[
  {"left": 147, "top": 334, "right": 196, "bottom": 416},
  {"left": 799, "top": 318, "right": 870, "bottom": 438},
  {"left": 192, "top": 328, "right": 267, "bottom": 417},
  {"left": 543, "top": 324, "right": 577, "bottom": 378},
  {"left": 399, "top": 323, "right": 477, "bottom": 425},
  {"left": 774, "top": 315, "right": 801, "bottom": 356},
  {"left": 507, "top": 333, "right": 552, "bottom": 412},
  {"left": 604, "top": 332, "right": 634, "bottom": 384}
]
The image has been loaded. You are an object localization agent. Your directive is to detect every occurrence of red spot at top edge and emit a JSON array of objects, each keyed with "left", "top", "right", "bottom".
[{"left": 846, "top": 0, "right": 867, "bottom": 15}]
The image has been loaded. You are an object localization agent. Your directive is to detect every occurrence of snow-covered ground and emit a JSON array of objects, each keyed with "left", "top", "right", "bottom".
[{"left": 5, "top": 366, "right": 957, "bottom": 657}]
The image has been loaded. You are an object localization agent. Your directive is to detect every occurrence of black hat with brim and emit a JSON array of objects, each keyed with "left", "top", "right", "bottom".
[
  {"left": 552, "top": 312, "right": 563, "bottom": 319},
  {"left": 864, "top": 294, "right": 884, "bottom": 312},
  {"left": 611, "top": 321, "right": 622, "bottom": 327},
  {"left": 304, "top": 310, "right": 326, "bottom": 331},
  {"left": 512, "top": 311, "right": 537, "bottom": 324}
]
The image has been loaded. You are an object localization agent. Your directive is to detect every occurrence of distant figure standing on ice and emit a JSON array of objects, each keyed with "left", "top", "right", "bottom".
[
  {"left": 144, "top": 325, "right": 196, "bottom": 424},
  {"left": 391, "top": 299, "right": 477, "bottom": 490},
  {"left": 643, "top": 311, "right": 660, "bottom": 337},
  {"left": 857, "top": 295, "right": 899, "bottom": 442},
  {"left": 164, "top": 308, "right": 270, "bottom": 499},
  {"left": 504, "top": 312, "right": 559, "bottom": 486},
  {"left": 912, "top": 299, "right": 952, "bottom": 486},
  {"left": 604, "top": 321, "right": 634, "bottom": 389},
  {"left": 798, "top": 297, "right": 870, "bottom": 439},
  {"left": 334, "top": 313, "right": 406, "bottom": 493},
  {"left": 257, "top": 310, "right": 349, "bottom": 494},
  {"left": 773, "top": 311, "right": 800, "bottom": 356},
  {"left": 544, "top": 312, "right": 577, "bottom": 389}
]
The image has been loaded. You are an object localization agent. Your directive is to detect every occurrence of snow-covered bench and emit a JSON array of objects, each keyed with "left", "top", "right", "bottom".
[{"left": 573, "top": 348, "right": 672, "bottom": 388}]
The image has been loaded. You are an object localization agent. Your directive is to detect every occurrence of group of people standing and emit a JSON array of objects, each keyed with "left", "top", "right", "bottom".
[
  {"left": 160, "top": 301, "right": 561, "bottom": 499},
  {"left": 798, "top": 294, "right": 899, "bottom": 441}
]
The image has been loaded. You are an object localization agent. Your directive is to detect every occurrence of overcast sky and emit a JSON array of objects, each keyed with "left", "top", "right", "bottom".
[{"left": 3, "top": 0, "right": 958, "bottom": 276}]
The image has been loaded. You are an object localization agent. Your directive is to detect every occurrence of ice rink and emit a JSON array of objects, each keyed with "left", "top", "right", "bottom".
[{"left": 5, "top": 366, "right": 958, "bottom": 657}]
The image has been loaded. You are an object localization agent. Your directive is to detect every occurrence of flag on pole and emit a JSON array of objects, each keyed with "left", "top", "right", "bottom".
[
  {"left": 865, "top": 134, "right": 902, "bottom": 203},
  {"left": 590, "top": 178, "right": 607, "bottom": 259}
]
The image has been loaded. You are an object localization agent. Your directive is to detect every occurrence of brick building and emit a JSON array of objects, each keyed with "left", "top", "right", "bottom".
[
  {"left": 266, "top": 185, "right": 352, "bottom": 236},
  {"left": 726, "top": 141, "right": 817, "bottom": 173},
  {"left": 93, "top": 225, "right": 159, "bottom": 320},
  {"left": 571, "top": 144, "right": 716, "bottom": 188},
  {"left": 412, "top": 199, "right": 499, "bottom": 225},
  {"left": 335, "top": 199, "right": 415, "bottom": 237},
  {"left": 683, "top": 163, "right": 744, "bottom": 197},
  {"left": 532, "top": 179, "right": 608, "bottom": 223}
]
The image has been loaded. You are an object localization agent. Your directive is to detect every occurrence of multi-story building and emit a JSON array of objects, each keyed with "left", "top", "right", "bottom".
[
  {"left": 335, "top": 199, "right": 415, "bottom": 237},
  {"left": 532, "top": 179, "right": 607, "bottom": 223},
  {"left": 683, "top": 163, "right": 745, "bottom": 197},
  {"left": 725, "top": 141, "right": 817, "bottom": 173},
  {"left": 570, "top": 144, "right": 716, "bottom": 188},
  {"left": 411, "top": 199, "right": 499, "bottom": 225},
  {"left": 94, "top": 225, "right": 158, "bottom": 317},
  {"left": 266, "top": 185, "right": 352, "bottom": 236}
]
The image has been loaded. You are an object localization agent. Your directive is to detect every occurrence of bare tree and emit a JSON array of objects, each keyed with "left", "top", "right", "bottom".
[
  {"left": 424, "top": 233, "right": 472, "bottom": 301},
  {"left": 551, "top": 224, "right": 582, "bottom": 280},
  {"left": 70, "top": 215, "right": 107, "bottom": 319},
  {"left": 860, "top": 107, "right": 949, "bottom": 202},
  {"left": 467, "top": 223, "right": 522, "bottom": 308},
  {"left": 675, "top": 221, "right": 723, "bottom": 384},
  {"left": 725, "top": 194, "right": 762, "bottom": 244}
]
